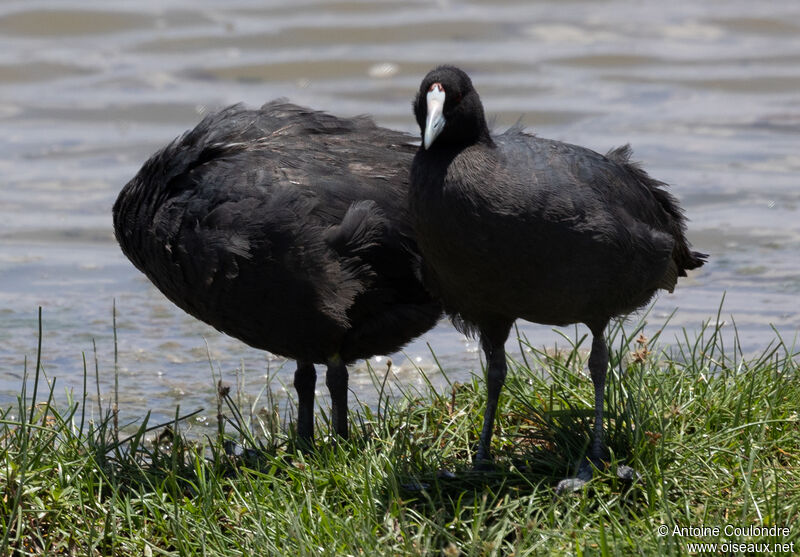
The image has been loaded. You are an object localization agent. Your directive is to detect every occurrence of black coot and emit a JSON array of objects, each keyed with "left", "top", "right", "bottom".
[
  {"left": 114, "top": 101, "right": 441, "bottom": 444},
  {"left": 409, "top": 66, "right": 706, "bottom": 490}
]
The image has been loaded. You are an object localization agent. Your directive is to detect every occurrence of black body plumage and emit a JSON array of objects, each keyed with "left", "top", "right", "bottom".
[
  {"left": 114, "top": 101, "right": 442, "bottom": 442},
  {"left": 409, "top": 65, "right": 706, "bottom": 489}
]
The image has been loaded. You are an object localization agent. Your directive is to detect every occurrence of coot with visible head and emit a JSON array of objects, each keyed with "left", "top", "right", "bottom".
[
  {"left": 114, "top": 101, "right": 442, "bottom": 444},
  {"left": 409, "top": 65, "right": 706, "bottom": 490}
]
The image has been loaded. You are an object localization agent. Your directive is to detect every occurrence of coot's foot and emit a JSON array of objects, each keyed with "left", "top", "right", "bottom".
[
  {"left": 616, "top": 464, "right": 641, "bottom": 482},
  {"left": 555, "top": 460, "right": 641, "bottom": 494},
  {"left": 472, "top": 457, "right": 496, "bottom": 472},
  {"left": 472, "top": 442, "right": 496, "bottom": 471},
  {"left": 555, "top": 458, "right": 595, "bottom": 493}
]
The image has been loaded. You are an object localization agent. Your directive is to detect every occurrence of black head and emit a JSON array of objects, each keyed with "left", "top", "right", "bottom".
[{"left": 413, "top": 65, "right": 491, "bottom": 151}]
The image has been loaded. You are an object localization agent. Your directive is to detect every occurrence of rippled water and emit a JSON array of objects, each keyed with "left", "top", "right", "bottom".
[{"left": 1, "top": 1, "right": 798, "bottom": 428}]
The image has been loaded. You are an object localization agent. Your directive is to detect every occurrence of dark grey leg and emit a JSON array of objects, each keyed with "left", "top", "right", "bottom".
[
  {"left": 293, "top": 361, "right": 317, "bottom": 444},
  {"left": 588, "top": 331, "right": 609, "bottom": 465},
  {"left": 557, "top": 322, "right": 623, "bottom": 493},
  {"left": 474, "top": 324, "right": 512, "bottom": 467},
  {"left": 325, "top": 355, "right": 349, "bottom": 439}
]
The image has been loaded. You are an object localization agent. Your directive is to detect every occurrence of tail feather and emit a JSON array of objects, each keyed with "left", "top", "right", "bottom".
[{"left": 606, "top": 144, "right": 707, "bottom": 278}]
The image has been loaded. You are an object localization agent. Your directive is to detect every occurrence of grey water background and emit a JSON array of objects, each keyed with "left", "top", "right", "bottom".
[{"left": 1, "top": 1, "right": 798, "bottom": 429}]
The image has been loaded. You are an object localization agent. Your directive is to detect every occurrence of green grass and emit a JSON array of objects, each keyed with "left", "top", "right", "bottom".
[{"left": 1, "top": 310, "right": 799, "bottom": 556}]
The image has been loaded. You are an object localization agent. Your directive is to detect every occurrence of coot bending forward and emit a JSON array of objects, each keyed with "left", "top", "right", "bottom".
[
  {"left": 114, "top": 102, "right": 442, "bottom": 444},
  {"left": 409, "top": 66, "right": 706, "bottom": 490}
]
